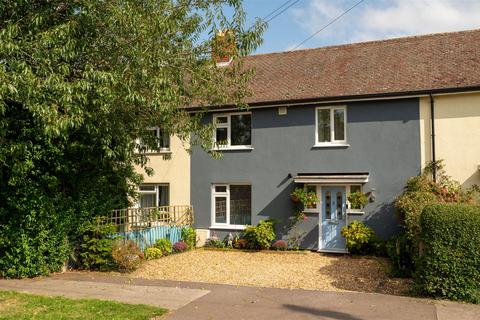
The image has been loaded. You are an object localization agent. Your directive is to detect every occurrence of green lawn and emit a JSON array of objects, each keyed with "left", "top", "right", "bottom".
[{"left": 0, "top": 291, "right": 167, "bottom": 320}]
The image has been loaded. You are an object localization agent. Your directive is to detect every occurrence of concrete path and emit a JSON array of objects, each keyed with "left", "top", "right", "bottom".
[
  {"left": 2, "top": 272, "right": 480, "bottom": 320},
  {"left": 0, "top": 277, "right": 209, "bottom": 310}
]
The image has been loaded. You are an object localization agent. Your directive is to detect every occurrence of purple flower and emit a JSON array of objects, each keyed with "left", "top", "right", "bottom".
[{"left": 173, "top": 241, "right": 188, "bottom": 252}]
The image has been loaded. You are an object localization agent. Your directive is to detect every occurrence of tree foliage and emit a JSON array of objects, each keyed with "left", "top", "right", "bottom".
[{"left": 0, "top": 0, "right": 264, "bottom": 277}]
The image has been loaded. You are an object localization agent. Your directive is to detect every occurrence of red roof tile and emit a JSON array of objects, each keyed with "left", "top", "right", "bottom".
[{"left": 238, "top": 29, "right": 480, "bottom": 105}]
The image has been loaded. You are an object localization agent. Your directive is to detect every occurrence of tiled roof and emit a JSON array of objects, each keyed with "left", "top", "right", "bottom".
[{"left": 236, "top": 29, "right": 480, "bottom": 106}]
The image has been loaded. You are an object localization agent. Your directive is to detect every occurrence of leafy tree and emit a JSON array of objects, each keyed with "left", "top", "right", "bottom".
[{"left": 0, "top": 0, "right": 264, "bottom": 277}]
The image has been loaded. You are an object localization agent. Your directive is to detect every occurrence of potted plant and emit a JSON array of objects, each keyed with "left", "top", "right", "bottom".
[
  {"left": 347, "top": 191, "right": 368, "bottom": 214},
  {"left": 290, "top": 188, "right": 317, "bottom": 205}
]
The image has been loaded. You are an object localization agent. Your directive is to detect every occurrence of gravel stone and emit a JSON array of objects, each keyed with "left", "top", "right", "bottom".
[{"left": 133, "top": 249, "right": 411, "bottom": 295}]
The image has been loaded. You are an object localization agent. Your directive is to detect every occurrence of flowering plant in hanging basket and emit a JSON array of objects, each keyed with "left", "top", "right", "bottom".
[{"left": 290, "top": 188, "right": 318, "bottom": 205}]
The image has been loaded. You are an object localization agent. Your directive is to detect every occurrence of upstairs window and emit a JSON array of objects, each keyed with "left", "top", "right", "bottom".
[
  {"left": 315, "top": 106, "right": 347, "bottom": 145},
  {"left": 138, "top": 127, "right": 170, "bottom": 153},
  {"left": 138, "top": 184, "right": 169, "bottom": 208},
  {"left": 213, "top": 113, "right": 252, "bottom": 149}
]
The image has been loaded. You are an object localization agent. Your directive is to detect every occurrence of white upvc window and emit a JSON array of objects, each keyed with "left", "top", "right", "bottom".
[
  {"left": 137, "top": 127, "right": 170, "bottom": 153},
  {"left": 211, "top": 184, "right": 251, "bottom": 228},
  {"left": 212, "top": 112, "right": 252, "bottom": 150},
  {"left": 315, "top": 106, "right": 347, "bottom": 146},
  {"left": 137, "top": 184, "right": 169, "bottom": 208}
]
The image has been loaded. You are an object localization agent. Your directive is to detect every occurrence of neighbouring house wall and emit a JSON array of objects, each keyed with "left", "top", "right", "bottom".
[
  {"left": 191, "top": 98, "right": 421, "bottom": 248},
  {"left": 420, "top": 92, "right": 480, "bottom": 188},
  {"left": 134, "top": 135, "right": 190, "bottom": 206}
]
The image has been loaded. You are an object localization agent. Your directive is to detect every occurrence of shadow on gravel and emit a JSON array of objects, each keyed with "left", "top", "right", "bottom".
[
  {"left": 283, "top": 304, "right": 364, "bottom": 320},
  {"left": 317, "top": 255, "right": 413, "bottom": 296}
]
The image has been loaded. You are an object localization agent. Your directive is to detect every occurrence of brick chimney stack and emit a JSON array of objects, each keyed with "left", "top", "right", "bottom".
[{"left": 212, "top": 29, "right": 236, "bottom": 67}]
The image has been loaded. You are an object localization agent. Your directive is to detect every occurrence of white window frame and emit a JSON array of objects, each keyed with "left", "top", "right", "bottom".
[
  {"left": 136, "top": 184, "right": 169, "bottom": 208},
  {"left": 315, "top": 106, "right": 348, "bottom": 147},
  {"left": 136, "top": 127, "right": 171, "bottom": 153},
  {"left": 212, "top": 112, "right": 252, "bottom": 150},
  {"left": 211, "top": 183, "right": 251, "bottom": 229}
]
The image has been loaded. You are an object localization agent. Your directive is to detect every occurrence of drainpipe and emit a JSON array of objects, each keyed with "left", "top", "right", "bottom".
[{"left": 429, "top": 94, "right": 437, "bottom": 182}]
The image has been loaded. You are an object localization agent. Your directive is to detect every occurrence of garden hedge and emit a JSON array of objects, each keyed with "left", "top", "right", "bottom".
[{"left": 415, "top": 203, "right": 480, "bottom": 303}]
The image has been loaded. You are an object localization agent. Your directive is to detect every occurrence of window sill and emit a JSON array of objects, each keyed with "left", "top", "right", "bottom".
[
  {"left": 347, "top": 209, "right": 365, "bottom": 215},
  {"left": 312, "top": 143, "right": 350, "bottom": 148},
  {"left": 209, "top": 225, "right": 247, "bottom": 230},
  {"left": 145, "top": 150, "right": 172, "bottom": 155},
  {"left": 210, "top": 146, "right": 254, "bottom": 151}
]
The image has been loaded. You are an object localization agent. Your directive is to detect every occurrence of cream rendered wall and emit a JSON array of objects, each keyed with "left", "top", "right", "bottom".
[
  {"left": 134, "top": 135, "right": 190, "bottom": 205},
  {"left": 420, "top": 92, "right": 480, "bottom": 188}
]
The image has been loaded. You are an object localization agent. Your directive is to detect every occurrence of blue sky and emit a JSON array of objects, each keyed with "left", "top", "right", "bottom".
[{"left": 240, "top": 0, "right": 480, "bottom": 54}]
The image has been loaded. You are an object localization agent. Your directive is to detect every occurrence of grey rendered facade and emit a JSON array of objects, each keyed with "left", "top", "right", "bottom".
[{"left": 191, "top": 98, "right": 421, "bottom": 249}]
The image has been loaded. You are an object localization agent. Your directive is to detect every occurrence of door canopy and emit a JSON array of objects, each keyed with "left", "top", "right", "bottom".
[{"left": 293, "top": 172, "right": 369, "bottom": 184}]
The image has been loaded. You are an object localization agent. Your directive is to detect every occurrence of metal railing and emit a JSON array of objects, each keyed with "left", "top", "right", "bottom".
[{"left": 106, "top": 205, "right": 194, "bottom": 233}]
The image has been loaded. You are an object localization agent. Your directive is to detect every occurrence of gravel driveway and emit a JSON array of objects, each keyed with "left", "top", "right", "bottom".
[{"left": 133, "top": 249, "right": 411, "bottom": 295}]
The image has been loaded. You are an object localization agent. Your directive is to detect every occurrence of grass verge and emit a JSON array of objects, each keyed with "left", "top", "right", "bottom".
[{"left": 0, "top": 290, "right": 167, "bottom": 319}]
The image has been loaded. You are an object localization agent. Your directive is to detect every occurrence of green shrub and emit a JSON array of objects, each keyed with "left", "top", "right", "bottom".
[
  {"left": 0, "top": 102, "right": 134, "bottom": 278},
  {"left": 341, "top": 221, "right": 380, "bottom": 255},
  {"left": 243, "top": 219, "right": 276, "bottom": 250},
  {"left": 112, "top": 240, "right": 143, "bottom": 272},
  {"left": 78, "top": 219, "right": 116, "bottom": 271},
  {"left": 204, "top": 238, "right": 225, "bottom": 248},
  {"left": 233, "top": 238, "right": 248, "bottom": 249},
  {"left": 395, "top": 161, "right": 479, "bottom": 242},
  {"left": 385, "top": 233, "right": 415, "bottom": 277},
  {"left": 415, "top": 204, "right": 480, "bottom": 303},
  {"left": 144, "top": 247, "right": 163, "bottom": 260},
  {"left": 154, "top": 238, "right": 172, "bottom": 255},
  {"left": 0, "top": 221, "right": 71, "bottom": 278},
  {"left": 395, "top": 190, "right": 437, "bottom": 241},
  {"left": 181, "top": 227, "right": 197, "bottom": 249}
]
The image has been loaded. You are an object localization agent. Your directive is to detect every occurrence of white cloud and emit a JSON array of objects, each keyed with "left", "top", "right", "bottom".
[{"left": 291, "top": 0, "right": 480, "bottom": 46}]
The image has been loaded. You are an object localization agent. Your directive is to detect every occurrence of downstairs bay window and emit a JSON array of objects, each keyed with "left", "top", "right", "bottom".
[{"left": 211, "top": 184, "right": 251, "bottom": 227}]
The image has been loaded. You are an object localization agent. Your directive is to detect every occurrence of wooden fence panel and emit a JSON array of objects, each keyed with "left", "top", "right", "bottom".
[{"left": 106, "top": 205, "right": 193, "bottom": 250}]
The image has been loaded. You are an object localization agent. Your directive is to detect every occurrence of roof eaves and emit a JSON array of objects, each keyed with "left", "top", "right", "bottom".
[{"left": 185, "top": 85, "right": 480, "bottom": 112}]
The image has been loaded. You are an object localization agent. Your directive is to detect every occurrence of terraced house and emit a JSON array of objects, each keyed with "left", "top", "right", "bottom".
[
  {"left": 134, "top": 131, "right": 190, "bottom": 209},
  {"left": 140, "top": 29, "right": 480, "bottom": 251}
]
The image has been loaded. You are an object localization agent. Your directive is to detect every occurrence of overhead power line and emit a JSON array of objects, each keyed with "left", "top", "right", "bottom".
[
  {"left": 262, "top": 0, "right": 296, "bottom": 21},
  {"left": 290, "top": 0, "right": 366, "bottom": 51},
  {"left": 263, "top": 0, "right": 301, "bottom": 23}
]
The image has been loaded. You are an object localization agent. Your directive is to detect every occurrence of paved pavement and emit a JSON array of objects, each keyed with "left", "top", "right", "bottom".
[
  {"left": 0, "top": 276, "right": 209, "bottom": 310},
  {"left": 1, "top": 272, "right": 479, "bottom": 320}
]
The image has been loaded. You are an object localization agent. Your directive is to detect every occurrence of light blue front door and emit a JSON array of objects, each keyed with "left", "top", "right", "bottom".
[{"left": 321, "top": 187, "right": 347, "bottom": 251}]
